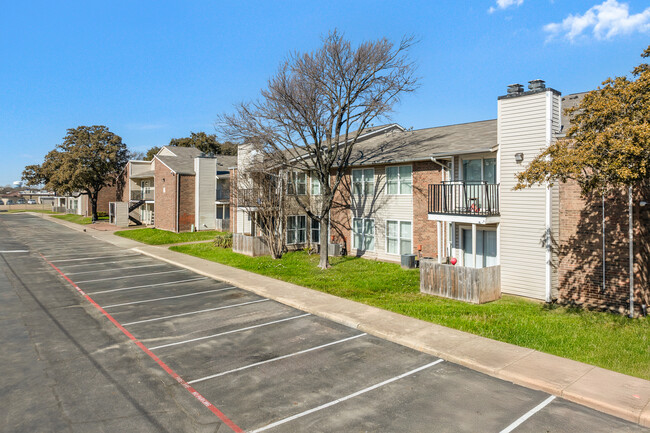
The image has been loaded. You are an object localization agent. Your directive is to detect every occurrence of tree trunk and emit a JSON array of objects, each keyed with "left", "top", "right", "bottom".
[
  {"left": 90, "top": 191, "right": 98, "bottom": 222},
  {"left": 318, "top": 216, "right": 330, "bottom": 269}
]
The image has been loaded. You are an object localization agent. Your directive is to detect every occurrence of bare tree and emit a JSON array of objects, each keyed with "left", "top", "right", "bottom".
[
  {"left": 218, "top": 30, "right": 419, "bottom": 269},
  {"left": 235, "top": 157, "right": 287, "bottom": 259}
]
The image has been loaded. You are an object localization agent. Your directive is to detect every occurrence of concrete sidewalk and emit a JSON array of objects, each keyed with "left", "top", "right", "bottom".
[{"left": 37, "top": 213, "right": 650, "bottom": 427}]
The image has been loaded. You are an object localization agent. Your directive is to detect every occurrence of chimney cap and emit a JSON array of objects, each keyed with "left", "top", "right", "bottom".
[
  {"left": 507, "top": 83, "right": 524, "bottom": 94},
  {"left": 528, "top": 79, "right": 546, "bottom": 90}
]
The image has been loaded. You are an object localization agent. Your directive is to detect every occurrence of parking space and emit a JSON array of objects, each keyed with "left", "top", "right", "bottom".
[{"left": 2, "top": 214, "right": 647, "bottom": 432}]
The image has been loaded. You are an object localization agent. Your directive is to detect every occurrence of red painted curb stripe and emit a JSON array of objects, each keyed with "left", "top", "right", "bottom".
[{"left": 41, "top": 254, "right": 244, "bottom": 433}]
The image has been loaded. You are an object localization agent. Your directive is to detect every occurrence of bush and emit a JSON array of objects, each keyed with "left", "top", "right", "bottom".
[
  {"left": 97, "top": 211, "right": 108, "bottom": 218},
  {"left": 214, "top": 232, "right": 233, "bottom": 248}
]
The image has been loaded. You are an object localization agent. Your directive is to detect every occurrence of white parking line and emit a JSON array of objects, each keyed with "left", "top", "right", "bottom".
[
  {"left": 86, "top": 277, "right": 209, "bottom": 295},
  {"left": 102, "top": 287, "right": 236, "bottom": 308},
  {"left": 188, "top": 333, "right": 367, "bottom": 385},
  {"left": 499, "top": 395, "right": 556, "bottom": 433},
  {"left": 0, "top": 250, "right": 29, "bottom": 253},
  {"left": 247, "top": 358, "right": 445, "bottom": 433},
  {"left": 150, "top": 313, "right": 312, "bottom": 350},
  {"left": 74, "top": 269, "right": 185, "bottom": 284},
  {"left": 43, "top": 251, "right": 120, "bottom": 259},
  {"left": 57, "top": 258, "right": 151, "bottom": 269},
  {"left": 66, "top": 263, "right": 168, "bottom": 276},
  {"left": 122, "top": 299, "right": 270, "bottom": 326},
  {"left": 50, "top": 254, "right": 141, "bottom": 263}
]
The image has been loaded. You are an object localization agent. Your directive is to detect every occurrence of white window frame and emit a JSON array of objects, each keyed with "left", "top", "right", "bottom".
[
  {"left": 352, "top": 217, "right": 375, "bottom": 251},
  {"left": 351, "top": 168, "right": 375, "bottom": 196},
  {"left": 310, "top": 217, "right": 320, "bottom": 244},
  {"left": 385, "top": 165, "right": 412, "bottom": 195},
  {"left": 288, "top": 171, "right": 307, "bottom": 195},
  {"left": 385, "top": 219, "right": 413, "bottom": 256},
  {"left": 310, "top": 172, "right": 321, "bottom": 195},
  {"left": 459, "top": 225, "right": 498, "bottom": 268},
  {"left": 460, "top": 156, "right": 497, "bottom": 183},
  {"left": 287, "top": 215, "right": 307, "bottom": 245}
]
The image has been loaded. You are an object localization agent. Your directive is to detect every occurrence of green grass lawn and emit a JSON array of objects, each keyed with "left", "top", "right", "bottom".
[
  {"left": 171, "top": 243, "right": 650, "bottom": 380},
  {"left": 51, "top": 214, "right": 108, "bottom": 224},
  {"left": 114, "top": 228, "right": 223, "bottom": 245}
]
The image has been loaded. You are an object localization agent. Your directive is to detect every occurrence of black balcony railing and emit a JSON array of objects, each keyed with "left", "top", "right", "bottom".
[
  {"left": 130, "top": 188, "right": 154, "bottom": 201},
  {"left": 237, "top": 188, "right": 265, "bottom": 207},
  {"left": 216, "top": 189, "right": 230, "bottom": 201},
  {"left": 428, "top": 182, "right": 499, "bottom": 216}
]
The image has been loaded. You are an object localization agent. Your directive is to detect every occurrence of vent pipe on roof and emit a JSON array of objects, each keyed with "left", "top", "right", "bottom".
[
  {"left": 507, "top": 83, "right": 524, "bottom": 94},
  {"left": 528, "top": 79, "right": 546, "bottom": 91}
]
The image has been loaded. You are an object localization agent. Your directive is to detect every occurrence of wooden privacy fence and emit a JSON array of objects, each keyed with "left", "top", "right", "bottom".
[
  {"left": 420, "top": 259, "right": 501, "bottom": 304},
  {"left": 232, "top": 233, "right": 270, "bottom": 257}
]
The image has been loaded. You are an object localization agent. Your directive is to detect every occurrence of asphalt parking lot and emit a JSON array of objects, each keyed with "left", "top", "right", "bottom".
[{"left": 1, "top": 214, "right": 647, "bottom": 432}]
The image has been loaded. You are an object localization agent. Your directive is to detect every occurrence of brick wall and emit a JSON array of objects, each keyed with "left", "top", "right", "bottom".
[
  {"left": 178, "top": 174, "right": 195, "bottom": 232},
  {"left": 412, "top": 160, "right": 443, "bottom": 258},
  {"left": 557, "top": 180, "right": 649, "bottom": 315},
  {"left": 154, "top": 160, "right": 177, "bottom": 232}
]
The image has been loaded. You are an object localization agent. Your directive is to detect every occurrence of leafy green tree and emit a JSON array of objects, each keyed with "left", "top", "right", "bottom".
[
  {"left": 23, "top": 125, "right": 129, "bottom": 221},
  {"left": 516, "top": 45, "right": 650, "bottom": 193},
  {"left": 145, "top": 146, "right": 161, "bottom": 160},
  {"left": 169, "top": 131, "right": 237, "bottom": 155}
]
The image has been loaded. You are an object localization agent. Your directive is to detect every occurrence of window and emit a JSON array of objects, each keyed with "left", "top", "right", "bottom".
[
  {"left": 352, "top": 218, "right": 375, "bottom": 251},
  {"left": 386, "top": 165, "right": 412, "bottom": 195},
  {"left": 386, "top": 220, "right": 412, "bottom": 255},
  {"left": 462, "top": 158, "right": 496, "bottom": 183},
  {"left": 311, "top": 218, "right": 320, "bottom": 244},
  {"left": 352, "top": 168, "right": 374, "bottom": 195},
  {"left": 288, "top": 171, "right": 307, "bottom": 195},
  {"left": 287, "top": 215, "right": 306, "bottom": 244},
  {"left": 310, "top": 172, "right": 321, "bottom": 195}
]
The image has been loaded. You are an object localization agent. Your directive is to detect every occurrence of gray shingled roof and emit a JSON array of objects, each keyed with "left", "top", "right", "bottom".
[
  {"left": 217, "top": 155, "right": 237, "bottom": 173},
  {"left": 343, "top": 119, "right": 497, "bottom": 167},
  {"left": 155, "top": 146, "right": 238, "bottom": 175}
]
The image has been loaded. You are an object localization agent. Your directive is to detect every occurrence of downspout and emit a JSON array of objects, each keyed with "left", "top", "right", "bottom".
[
  {"left": 629, "top": 186, "right": 634, "bottom": 318},
  {"left": 602, "top": 192, "right": 606, "bottom": 293},
  {"left": 176, "top": 174, "right": 180, "bottom": 233}
]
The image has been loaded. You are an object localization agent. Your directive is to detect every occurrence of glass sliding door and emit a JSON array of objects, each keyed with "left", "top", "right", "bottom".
[{"left": 462, "top": 228, "right": 497, "bottom": 268}]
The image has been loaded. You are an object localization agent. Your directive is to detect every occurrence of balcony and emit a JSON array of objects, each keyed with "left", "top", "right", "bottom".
[
  {"left": 237, "top": 188, "right": 267, "bottom": 208},
  {"left": 130, "top": 188, "right": 155, "bottom": 201},
  {"left": 428, "top": 182, "right": 499, "bottom": 222},
  {"left": 216, "top": 188, "right": 230, "bottom": 202}
]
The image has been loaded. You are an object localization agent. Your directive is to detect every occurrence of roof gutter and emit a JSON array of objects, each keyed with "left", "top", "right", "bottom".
[{"left": 429, "top": 157, "right": 450, "bottom": 170}]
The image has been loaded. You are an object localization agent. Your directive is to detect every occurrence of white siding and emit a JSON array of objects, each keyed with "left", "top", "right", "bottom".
[
  {"left": 194, "top": 158, "right": 217, "bottom": 230},
  {"left": 348, "top": 165, "right": 413, "bottom": 263},
  {"left": 498, "top": 91, "right": 561, "bottom": 300}
]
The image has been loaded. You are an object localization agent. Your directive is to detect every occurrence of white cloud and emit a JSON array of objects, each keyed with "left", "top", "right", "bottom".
[
  {"left": 545, "top": 0, "right": 650, "bottom": 41},
  {"left": 488, "top": 0, "right": 524, "bottom": 14}
]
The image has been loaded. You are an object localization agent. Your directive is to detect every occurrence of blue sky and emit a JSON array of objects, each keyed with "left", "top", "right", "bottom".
[{"left": 1, "top": 0, "right": 649, "bottom": 186}]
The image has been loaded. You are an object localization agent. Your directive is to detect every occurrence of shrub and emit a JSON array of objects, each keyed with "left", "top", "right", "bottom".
[{"left": 214, "top": 232, "right": 233, "bottom": 248}]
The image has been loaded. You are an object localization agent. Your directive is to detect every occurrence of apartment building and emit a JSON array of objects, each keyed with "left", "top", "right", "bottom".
[
  {"left": 231, "top": 80, "right": 648, "bottom": 314},
  {"left": 112, "top": 146, "right": 236, "bottom": 232}
]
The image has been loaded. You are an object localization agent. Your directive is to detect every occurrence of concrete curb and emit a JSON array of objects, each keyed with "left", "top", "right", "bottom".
[{"left": 34, "top": 214, "right": 650, "bottom": 427}]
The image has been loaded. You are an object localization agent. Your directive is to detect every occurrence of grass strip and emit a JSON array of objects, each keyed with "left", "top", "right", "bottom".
[
  {"left": 115, "top": 228, "right": 223, "bottom": 245},
  {"left": 170, "top": 243, "right": 650, "bottom": 380},
  {"left": 52, "top": 214, "right": 108, "bottom": 225}
]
